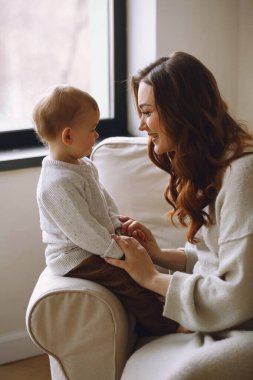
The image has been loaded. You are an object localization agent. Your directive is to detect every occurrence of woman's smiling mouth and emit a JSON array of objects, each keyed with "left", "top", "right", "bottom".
[{"left": 148, "top": 133, "right": 159, "bottom": 143}]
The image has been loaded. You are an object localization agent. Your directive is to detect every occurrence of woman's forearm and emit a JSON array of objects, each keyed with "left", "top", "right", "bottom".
[
  {"left": 106, "top": 235, "right": 185, "bottom": 297},
  {"left": 153, "top": 248, "right": 186, "bottom": 272},
  {"left": 147, "top": 272, "right": 172, "bottom": 296}
]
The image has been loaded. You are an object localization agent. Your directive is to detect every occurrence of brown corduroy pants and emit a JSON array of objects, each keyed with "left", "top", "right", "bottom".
[{"left": 66, "top": 255, "right": 179, "bottom": 337}]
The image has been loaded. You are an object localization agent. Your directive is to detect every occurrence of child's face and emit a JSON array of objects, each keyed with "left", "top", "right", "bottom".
[{"left": 71, "top": 108, "right": 100, "bottom": 158}]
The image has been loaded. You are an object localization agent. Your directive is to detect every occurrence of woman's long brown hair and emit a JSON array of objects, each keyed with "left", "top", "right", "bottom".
[{"left": 131, "top": 52, "right": 253, "bottom": 243}]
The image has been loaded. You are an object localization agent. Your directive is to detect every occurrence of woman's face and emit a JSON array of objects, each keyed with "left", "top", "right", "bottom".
[{"left": 137, "top": 81, "right": 175, "bottom": 154}]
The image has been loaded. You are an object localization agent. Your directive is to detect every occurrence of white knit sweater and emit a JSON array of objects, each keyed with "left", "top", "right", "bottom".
[
  {"left": 37, "top": 157, "right": 123, "bottom": 275},
  {"left": 164, "top": 152, "right": 253, "bottom": 332}
]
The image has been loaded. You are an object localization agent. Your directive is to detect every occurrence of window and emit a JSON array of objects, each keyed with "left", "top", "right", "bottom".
[{"left": 0, "top": 0, "right": 126, "bottom": 151}]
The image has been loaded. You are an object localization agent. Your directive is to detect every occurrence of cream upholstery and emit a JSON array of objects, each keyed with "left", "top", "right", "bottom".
[
  {"left": 26, "top": 136, "right": 186, "bottom": 380},
  {"left": 91, "top": 137, "right": 184, "bottom": 249}
]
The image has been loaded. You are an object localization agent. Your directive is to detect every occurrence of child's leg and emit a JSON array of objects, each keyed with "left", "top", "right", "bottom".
[{"left": 66, "top": 255, "right": 179, "bottom": 337}]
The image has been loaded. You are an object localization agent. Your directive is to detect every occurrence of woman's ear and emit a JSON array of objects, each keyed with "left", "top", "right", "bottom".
[{"left": 61, "top": 127, "right": 72, "bottom": 146}]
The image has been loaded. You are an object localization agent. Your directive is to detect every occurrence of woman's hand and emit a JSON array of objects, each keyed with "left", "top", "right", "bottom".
[
  {"left": 119, "top": 216, "right": 162, "bottom": 264},
  {"left": 105, "top": 234, "right": 171, "bottom": 296}
]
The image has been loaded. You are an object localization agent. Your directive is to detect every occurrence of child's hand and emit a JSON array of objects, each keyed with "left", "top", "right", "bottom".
[
  {"left": 115, "top": 227, "right": 122, "bottom": 236},
  {"left": 119, "top": 216, "right": 162, "bottom": 263}
]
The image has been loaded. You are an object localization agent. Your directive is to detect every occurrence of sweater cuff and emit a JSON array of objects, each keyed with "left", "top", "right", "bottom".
[
  {"left": 184, "top": 242, "right": 198, "bottom": 274},
  {"left": 163, "top": 271, "right": 186, "bottom": 320},
  {"left": 162, "top": 270, "right": 202, "bottom": 330},
  {"left": 102, "top": 239, "right": 124, "bottom": 259},
  {"left": 110, "top": 215, "right": 122, "bottom": 231}
]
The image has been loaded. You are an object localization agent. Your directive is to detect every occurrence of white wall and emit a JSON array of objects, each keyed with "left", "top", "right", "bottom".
[
  {"left": 236, "top": 0, "right": 253, "bottom": 126},
  {"left": 127, "top": 0, "right": 157, "bottom": 134},
  {"left": 127, "top": 0, "right": 253, "bottom": 135},
  {"left": 0, "top": 167, "right": 45, "bottom": 363},
  {"left": 156, "top": 0, "right": 239, "bottom": 118}
]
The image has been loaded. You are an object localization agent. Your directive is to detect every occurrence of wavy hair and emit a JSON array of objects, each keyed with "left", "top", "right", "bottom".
[{"left": 131, "top": 52, "right": 253, "bottom": 243}]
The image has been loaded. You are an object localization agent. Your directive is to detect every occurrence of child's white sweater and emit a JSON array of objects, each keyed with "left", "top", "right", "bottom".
[{"left": 36, "top": 157, "right": 123, "bottom": 275}]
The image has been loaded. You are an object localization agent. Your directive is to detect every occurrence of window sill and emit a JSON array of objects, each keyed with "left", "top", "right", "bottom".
[
  {"left": 0, "top": 133, "right": 132, "bottom": 172},
  {"left": 0, "top": 146, "right": 48, "bottom": 171}
]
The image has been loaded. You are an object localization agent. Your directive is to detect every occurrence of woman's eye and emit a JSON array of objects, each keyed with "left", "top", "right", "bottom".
[{"left": 142, "top": 111, "right": 151, "bottom": 117}]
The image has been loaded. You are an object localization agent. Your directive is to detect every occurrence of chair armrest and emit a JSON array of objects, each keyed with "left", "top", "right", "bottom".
[{"left": 26, "top": 268, "right": 135, "bottom": 380}]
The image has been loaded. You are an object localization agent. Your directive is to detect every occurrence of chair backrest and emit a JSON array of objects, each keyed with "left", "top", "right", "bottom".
[{"left": 91, "top": 136, "right": 186, "bottom": 249}]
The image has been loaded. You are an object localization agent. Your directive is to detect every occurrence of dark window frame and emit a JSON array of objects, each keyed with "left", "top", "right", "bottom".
[{"left": 0, "top": 0, "right": 127, "bottom": 152}]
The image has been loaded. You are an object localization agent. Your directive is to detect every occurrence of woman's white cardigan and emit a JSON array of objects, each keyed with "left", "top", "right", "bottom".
[{"left": 164, "top": 152, "right": 253, "bottom": 332}]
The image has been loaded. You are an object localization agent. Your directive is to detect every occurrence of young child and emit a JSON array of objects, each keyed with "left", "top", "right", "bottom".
[{"left": 33, "top": 85, "right": 180, "bottom": 336}]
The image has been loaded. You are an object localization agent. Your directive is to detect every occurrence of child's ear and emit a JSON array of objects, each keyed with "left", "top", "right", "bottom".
[{"left": 61, "top": 127, "right": 72, "bottom": 146}]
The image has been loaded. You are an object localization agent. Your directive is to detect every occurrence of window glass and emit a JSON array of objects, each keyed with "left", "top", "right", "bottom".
[{"left": 0, "top": 0, "right": 112, "bottom": 132}]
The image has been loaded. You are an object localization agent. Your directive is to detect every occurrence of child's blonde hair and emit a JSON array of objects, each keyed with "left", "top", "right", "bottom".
[{"left": 33, "top": 85, "right": 99, "bottom": 142}]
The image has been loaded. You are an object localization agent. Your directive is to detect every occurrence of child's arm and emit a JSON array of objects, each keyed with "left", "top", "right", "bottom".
[
  {"left": 40, "top": 179, "right": 123, "bottom": 260},
  {"left": 89, "top": 161, "right": 122, "bottom": 230},
  {"left": 99, "top": 184, "right": 122, "bottom": 229}
]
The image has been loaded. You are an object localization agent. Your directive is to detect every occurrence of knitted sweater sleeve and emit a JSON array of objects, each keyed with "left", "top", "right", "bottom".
[
  {"left": 40, "top": 176, "right": 123, "bottom": 259},
  {"left": 163, "top": 153, "right": 253, "bottom": 332},
  {"left": 89, "top": 160, "right": 122, "bottom": 230}
]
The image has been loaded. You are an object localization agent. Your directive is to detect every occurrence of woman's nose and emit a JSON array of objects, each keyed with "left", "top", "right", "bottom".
[{"left": 138, "top": 117, "right": 147, "bottom": 132}]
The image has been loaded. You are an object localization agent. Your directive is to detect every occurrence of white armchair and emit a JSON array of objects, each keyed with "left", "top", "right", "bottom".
[{"left": 25, "top": 136, "right": 186, "bottom": 380}]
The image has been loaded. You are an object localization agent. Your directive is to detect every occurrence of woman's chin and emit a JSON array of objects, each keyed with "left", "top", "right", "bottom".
[{"left": 154, "top": 145, "right": 166, "bottom": 155}]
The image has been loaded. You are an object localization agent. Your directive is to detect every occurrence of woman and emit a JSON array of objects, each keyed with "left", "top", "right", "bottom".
[{"left": 106, "top": 52, "right": 253, "bottom": 379}]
